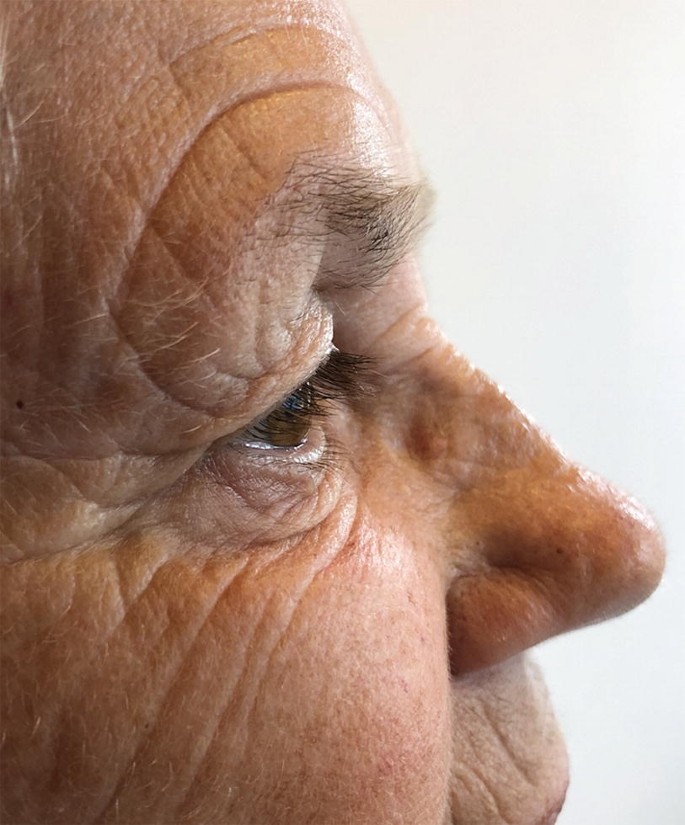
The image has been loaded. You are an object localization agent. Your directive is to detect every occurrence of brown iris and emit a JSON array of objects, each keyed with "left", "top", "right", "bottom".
[{"left": 245, "top": 383, "right": 316, "bottom": 448}]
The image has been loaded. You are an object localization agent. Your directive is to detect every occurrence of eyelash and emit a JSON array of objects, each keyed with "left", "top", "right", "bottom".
[{"left": 238, "top": 349, "right": 372, "bottom": 454}]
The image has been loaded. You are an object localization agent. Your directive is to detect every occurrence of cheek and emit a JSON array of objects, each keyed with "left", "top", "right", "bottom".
[
  {"left": 1, "top": 512, "right": 451, "bottom": 825},
  {"left": 185, "top": 510, "right": 453, "bottom": 824},
  {"left": 253, "top": 524, "right": 452, "bottom": 822}
]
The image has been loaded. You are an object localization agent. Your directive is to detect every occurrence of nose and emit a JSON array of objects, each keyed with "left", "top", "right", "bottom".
[{"left": 413, "top": 342, "right": 665, "bottom": 676}]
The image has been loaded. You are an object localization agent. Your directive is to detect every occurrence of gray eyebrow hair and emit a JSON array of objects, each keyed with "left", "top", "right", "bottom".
[{"left": 275, "top": 162, "right": 435, "bottom": 290}]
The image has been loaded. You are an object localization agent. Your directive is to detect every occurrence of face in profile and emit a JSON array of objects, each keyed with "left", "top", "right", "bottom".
[{"left": 0, "top": 2, "right": 665, "bottom": 824}]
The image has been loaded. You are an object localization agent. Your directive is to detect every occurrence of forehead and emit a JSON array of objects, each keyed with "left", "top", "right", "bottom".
[
  {"left": 3, "top": 0, "right": 414, "bottom": 299},
  {"left": 4, "top": 0, "right": 410, "bottom": 224},
  {"left": 100, "top": 0, "right": 407, "bottom": 182}
]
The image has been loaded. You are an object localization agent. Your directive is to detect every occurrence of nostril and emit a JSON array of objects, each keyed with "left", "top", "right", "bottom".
[{"left": 446, "top": 570, "right": 562, "bottom": 677}]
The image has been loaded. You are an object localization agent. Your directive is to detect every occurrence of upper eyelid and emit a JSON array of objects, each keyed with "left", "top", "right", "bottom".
[
  {"left": 233, "top": 348, "right": 375, "bottom": 444},
  {"left": 307, "top": 348, "right": 376, "bottom": 400}
]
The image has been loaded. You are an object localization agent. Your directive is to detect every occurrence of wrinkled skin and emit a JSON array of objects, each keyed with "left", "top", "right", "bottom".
[{"left": 0, "top": 2, "right": 665, "bottom": 824}]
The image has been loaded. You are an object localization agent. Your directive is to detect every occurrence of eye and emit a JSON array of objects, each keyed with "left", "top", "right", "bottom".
[
  {"left": 242, "top": 382, "right": 317, "bottom": 450},
  {"left": 233, "top": 348, "right": 372, "bottom": 453}
]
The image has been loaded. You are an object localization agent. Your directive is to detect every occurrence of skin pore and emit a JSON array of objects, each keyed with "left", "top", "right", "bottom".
[{"left": 0, "top": 2, "right": 665, "bottom": 824}]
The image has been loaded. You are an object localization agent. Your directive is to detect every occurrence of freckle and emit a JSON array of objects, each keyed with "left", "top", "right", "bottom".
[{"left": 15, "top": 400, "right": 24, "bottom": 410}]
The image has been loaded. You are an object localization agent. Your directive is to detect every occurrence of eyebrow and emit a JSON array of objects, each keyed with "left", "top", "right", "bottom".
[{"left": 273, "top": 162, "right": 434, "bottom": 291}]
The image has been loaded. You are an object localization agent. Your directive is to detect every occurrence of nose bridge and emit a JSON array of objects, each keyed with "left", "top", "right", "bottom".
[{"left": 428, "top": 351, "right": 666, "bottom": 676}]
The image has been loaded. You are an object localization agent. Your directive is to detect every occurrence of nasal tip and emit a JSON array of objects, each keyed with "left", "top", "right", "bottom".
[
  {"left": 539, "top": 467, "right": 667, "bottom": 625},
  {"left": 443, "top": 467, "right": 666, "bottom": 677},
  {"left": 597, "top": 484, "right": 666, "bottom": 617}
]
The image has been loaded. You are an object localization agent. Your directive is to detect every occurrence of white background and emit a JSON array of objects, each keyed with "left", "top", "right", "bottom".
[{"left": 346, "top": 1, "right": 685, "bottom": 823}]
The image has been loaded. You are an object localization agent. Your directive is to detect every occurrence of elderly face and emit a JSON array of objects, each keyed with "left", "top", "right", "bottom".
[{"left": 0, "top": 2, "right": 664, "bottom": 824}]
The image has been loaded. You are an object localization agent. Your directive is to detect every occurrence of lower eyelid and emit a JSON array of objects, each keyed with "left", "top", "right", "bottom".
[
  {"left": 199, "top": 426, "right": 335, "bottom": 513},
  {"left": 228, "top": 423, "right": 328, "bottom": 463},
  {"left": 174, "top": 437, "right": 344, "bottom": 549}
]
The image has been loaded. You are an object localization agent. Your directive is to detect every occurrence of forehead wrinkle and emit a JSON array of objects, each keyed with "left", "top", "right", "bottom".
[{"left": 258, "top": 161, "right": 434, "bottom": 291}]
